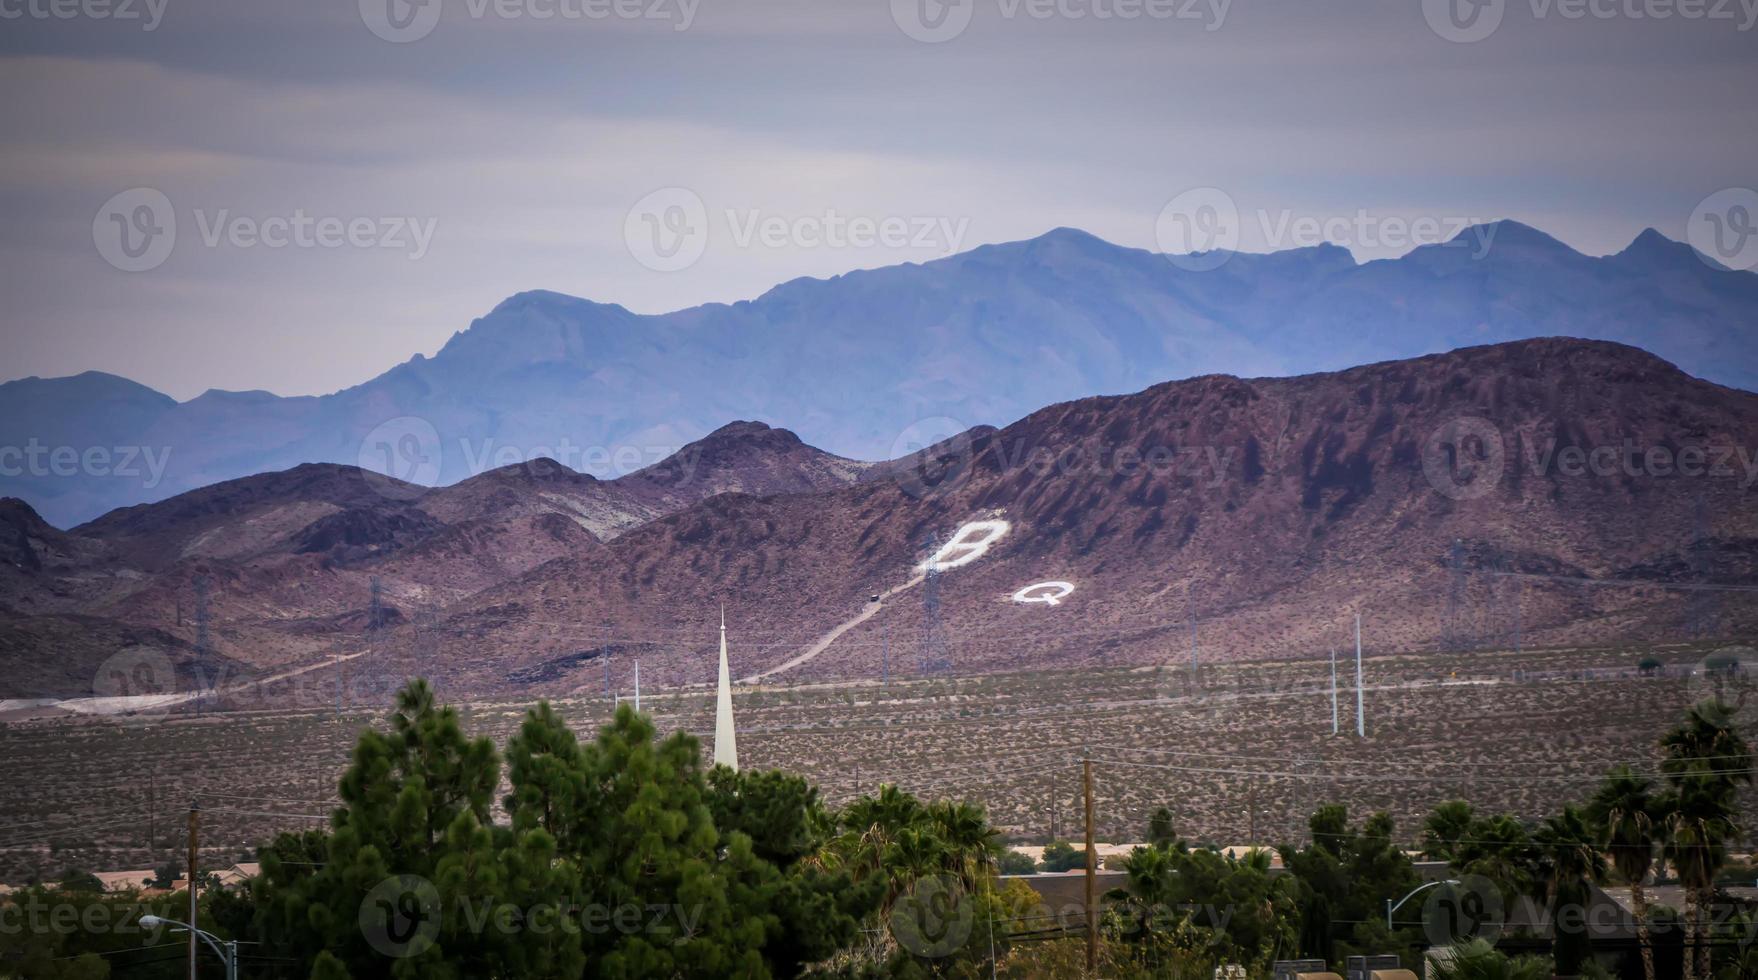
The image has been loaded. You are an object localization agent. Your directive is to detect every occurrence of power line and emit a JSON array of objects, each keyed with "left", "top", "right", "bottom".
[{"left": 1081, "top": 757, "right": 1755, "bottom": 784}]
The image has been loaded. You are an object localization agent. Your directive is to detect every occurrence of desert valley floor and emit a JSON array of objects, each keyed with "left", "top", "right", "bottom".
[{"left": 1, "top": 640, "right": 1751, "bottom": 885}]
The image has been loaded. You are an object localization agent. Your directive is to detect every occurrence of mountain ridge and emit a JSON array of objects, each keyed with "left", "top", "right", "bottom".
[
  {"left": 5, "top": 223, "right": 1756, "bottom": 529},
  {"left": 5, "top": 337, "right": 1756, "bottom": 703}
]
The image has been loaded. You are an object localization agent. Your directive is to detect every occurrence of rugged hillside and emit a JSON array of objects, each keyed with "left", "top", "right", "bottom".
[
  {"left": 6, "top": 338, "right": 1756, "bottom": 705},
  {"left": 0, "top": 421, "right": 871, "bottom": 698},
  {"left": 6, "top": 224, "right": 1757, "bottom": 528},
  {"left": 418, "top": 421, "right": 869, "bottom": 540},
  {"left": 385, "top": 338, "right": 1758, "bottom": 696}
]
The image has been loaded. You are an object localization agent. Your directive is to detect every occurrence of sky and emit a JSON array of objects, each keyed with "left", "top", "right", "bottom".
[{"left": 1, "top": 0, "right": 1755, "bottom": 401}]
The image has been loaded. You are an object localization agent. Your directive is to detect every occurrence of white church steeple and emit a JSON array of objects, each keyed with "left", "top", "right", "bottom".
[{"left": 714, "top": 605, "right": 739, "bottom": 771}]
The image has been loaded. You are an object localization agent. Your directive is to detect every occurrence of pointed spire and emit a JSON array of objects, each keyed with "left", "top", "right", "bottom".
[{"left": 714, "top": 607, "right": 739, "bottom": 771}]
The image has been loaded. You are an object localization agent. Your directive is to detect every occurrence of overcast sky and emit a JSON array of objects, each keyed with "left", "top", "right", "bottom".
[{"left": 2, "top": 0, "right": 1754, "bottom": 400}]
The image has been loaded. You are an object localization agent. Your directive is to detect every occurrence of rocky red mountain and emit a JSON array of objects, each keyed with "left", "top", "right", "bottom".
[
  {"left": 4, "top": 339, "right": 1755, "bottom": 705},
  {"left": 0, "top": 422, "right": 865, "bottom": 699}
]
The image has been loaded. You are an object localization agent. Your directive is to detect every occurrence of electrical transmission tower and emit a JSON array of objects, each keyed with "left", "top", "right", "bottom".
[
  {"left": 1686, "top": 494, "right": 1717, "bottom": 639},
  {"left": 369, "top": 575, "right": 384, "bottom": 631},
  {"left": 193, "top": 575, "right": 212, "bottom": 712},
  {"left": 919, "top": 537, "right": 949, "bottom": 676},
  {"left": 1443, "top": 539, "right": 1471, "bottom": 652}
]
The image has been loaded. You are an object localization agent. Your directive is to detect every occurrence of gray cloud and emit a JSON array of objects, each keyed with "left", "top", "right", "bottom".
[{"left": 1, "top": 0, "right": 1753, "bottom": 399}]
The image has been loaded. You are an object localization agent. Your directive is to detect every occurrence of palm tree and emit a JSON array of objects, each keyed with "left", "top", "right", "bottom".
[
  {"left": 1659, "top": 779, "right": 1740, "bottom": 980},
  {"left": 1423, "top": 800, "right": 1477, "bottom": 864},
  {"left": 1658, "top": 699, "right": 1754, "bottom": 980},
  {"left": 1587, "top": 767, "right": 1660, "bottom": 980},
  {"left": 927, "top": 799, "right": 1002, "bottom": 890},
  {"left": 1532, "top": 805, "right": 1607, "bottom": 977},
  {"left": 1429, "top": 938, "right": 1553, "bottom": 980},
  {"left": 1456, "top": 812, "right": 1536, "bottom": 903}
]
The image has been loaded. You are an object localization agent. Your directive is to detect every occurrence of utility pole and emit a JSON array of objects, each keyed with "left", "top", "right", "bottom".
[
  {"left": 1512, "top": 578, "right": 1523, "bottom": 654},
  {"left": 194, "top": 577, "right": 211, "bottom": 714},
  {"left": 882, "top": 614, "right": 890, "bottom": 686},
  {"left": 1187, "top": 583, "right": 1198, "bottom": 674},
  {"left": 187, "top": 801, "right": 200, "bottom": 980},
  {"left": 1329, "top": 648, "right": 1339, "bottom": 735},
  {"left": 1083, "top": 754, "right": 1096, "bottom": 976},
  {"left": 602, "top": 620, "right": 613, "bottom": 701},
  {"left": 1355, "top": 614, "right": 1365, "bottom": 738},
  {"left": 1049, "top": 769, "right": 1057, "bottom": 841},
  {"left": 634, "top": 660, "right": 641, "bottom": 714}
]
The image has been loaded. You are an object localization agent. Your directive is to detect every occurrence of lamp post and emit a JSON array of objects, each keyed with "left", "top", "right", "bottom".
[
  {"left": 140, "top": 915, "right": 238, "bottom": 980},
  {"left": 1384, "top": 879, "right": 1461, "bottom": 930}
]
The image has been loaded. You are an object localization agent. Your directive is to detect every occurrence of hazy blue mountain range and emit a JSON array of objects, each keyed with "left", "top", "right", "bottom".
[{"left": 5, "top": 222, "right": 1756, "bottom": 528}]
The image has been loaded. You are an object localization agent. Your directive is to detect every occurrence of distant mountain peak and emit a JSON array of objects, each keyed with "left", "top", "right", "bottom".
[
  {"left": 1613, "top": 227, "right": 1706, "bottom": 270},
  {"left": 1033, "top": 226, "right": 1115, "bottom": 249},
  {"left": 629, "top": 420, "right": 866, "bottom": 495},
  {"left": 487, "top": 289, "right": 632, "bottom": 318},
  {"left": 474, "top": 457, "right": 594, "bottom": 483},
  {"left": 699, "top": 420, "right": 801, "bottom": 445},
  {"left": 1448, "top": 218, "right": 1581, "bottom": 255}
]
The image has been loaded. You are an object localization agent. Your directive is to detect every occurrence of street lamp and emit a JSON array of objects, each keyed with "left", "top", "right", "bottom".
[
  {"left": 140, "top": 915, "right": 238, "bottom": 980},
  {"left": 1384, "top": 879, "right": 1461, "bottom": 930}
]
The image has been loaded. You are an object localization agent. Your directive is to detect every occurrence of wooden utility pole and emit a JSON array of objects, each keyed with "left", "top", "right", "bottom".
[
  {"left": 1083, "top": 755, "right": 1096, "bottom": 975},
  {"left": 187, "top": 801, "right": 200, "bottom": 979}
]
